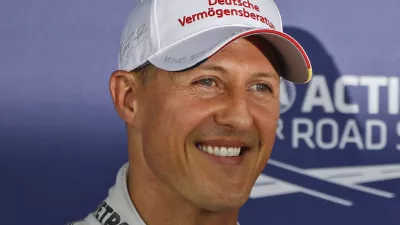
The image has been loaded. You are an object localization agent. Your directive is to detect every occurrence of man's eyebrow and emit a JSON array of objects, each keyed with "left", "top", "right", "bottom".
[
  {"left": 197, "top": 64, "right": 228, "bottom": 73},
  {"left": 253, "top": 72, "right": 280, "bottom": 80}
]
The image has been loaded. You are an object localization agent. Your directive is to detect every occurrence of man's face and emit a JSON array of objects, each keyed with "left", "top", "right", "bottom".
[{"left": 135, "top": 36, "right": 281, "bottom": 211}]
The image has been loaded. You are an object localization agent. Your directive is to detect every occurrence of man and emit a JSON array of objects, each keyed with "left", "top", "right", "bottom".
[{"left": 69, "top": 0, "right": 312, "bottom": 224}]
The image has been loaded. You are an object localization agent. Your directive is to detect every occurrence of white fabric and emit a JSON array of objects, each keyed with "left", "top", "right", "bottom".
[
  {"left": 67, "top": 163, "right": 240, "bottom": 225},
  {"left": 118, "top": 0, "right": 312, "bottom": 84}
]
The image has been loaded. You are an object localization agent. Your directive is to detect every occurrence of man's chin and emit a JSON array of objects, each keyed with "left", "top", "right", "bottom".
[{"left": 193, "top": 192, "right": 250, "bottom": 212}]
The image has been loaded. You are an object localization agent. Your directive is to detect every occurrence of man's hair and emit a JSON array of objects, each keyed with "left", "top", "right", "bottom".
[{"left": 131, "top": 62, "right": 157, "bottom": 85}]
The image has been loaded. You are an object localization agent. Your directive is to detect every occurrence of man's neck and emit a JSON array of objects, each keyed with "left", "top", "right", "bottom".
[{"left": 127, "top": 163, "right": 240, "bottom": 225}]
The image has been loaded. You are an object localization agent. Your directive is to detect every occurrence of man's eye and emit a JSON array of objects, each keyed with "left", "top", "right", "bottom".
[
  {"left": 195, "top": 78, "right": 217, "bottom": 87},
  {"left": 249, "top": 83, "right": 272, "bottom": 93}
]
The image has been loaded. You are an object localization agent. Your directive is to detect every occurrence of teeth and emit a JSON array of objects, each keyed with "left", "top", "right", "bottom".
[
  {"left": 198, "top": 145, "right": 241, "bottom": 157},
  {"left": 214, "top": 146, "right": 220, "bottom": 156},
  {"left": 227, "top": 147, "right": 234, "bottom": 156},
  {"left": 220, "top": 147, "right": 228, "bottom": 157},
  {"left": 207, "top": 146, "right": 213, "bottom": 154},
  {"left": 235, "top": 147, "right": 240, "bottom": 155}
]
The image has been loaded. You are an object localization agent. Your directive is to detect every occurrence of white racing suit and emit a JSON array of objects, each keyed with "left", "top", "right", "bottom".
[{"left": 67, "top": 163, "right": 241, "bottom": 225}]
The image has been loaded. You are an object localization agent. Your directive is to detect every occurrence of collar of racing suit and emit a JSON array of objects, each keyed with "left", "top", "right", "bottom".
[
  {"left": 93, "top": 163, "right": 146, "bottom": 225},
  {"left": 93, "top": 163, "right": 241, "bottom": 225}
]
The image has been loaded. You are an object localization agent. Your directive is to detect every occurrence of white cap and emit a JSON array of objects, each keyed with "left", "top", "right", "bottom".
[{"left": 119, "top": 0, "right": 312, "bottom": 83}]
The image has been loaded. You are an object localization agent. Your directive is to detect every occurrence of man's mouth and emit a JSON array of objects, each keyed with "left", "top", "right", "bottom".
[{"left": 195, "top": 143, "right": 249, "bottom": 157}]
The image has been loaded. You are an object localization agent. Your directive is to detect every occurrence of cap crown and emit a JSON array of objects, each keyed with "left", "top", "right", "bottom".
[{"left": 119, "top": 0, "right": 283, "bottom": 71}]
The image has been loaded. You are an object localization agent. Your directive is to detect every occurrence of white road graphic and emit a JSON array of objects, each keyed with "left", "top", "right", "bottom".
[{"left": 250, "top": 159, "right": 400, "bottom": 206}]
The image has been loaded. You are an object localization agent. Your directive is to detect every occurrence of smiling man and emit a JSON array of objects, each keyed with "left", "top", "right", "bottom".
[{"left": 69, "top": 0, "right": 312, "bottom": 225}]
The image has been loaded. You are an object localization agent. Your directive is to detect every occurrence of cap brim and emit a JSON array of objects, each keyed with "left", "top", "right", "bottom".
[{"left": 148, "top": 25, "right": 312, "bottom": 84}]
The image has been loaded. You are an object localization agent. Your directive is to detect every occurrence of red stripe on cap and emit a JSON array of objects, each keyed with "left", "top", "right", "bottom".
[{"left": 209, "top": 29, "right": 311, "bottom": 70}]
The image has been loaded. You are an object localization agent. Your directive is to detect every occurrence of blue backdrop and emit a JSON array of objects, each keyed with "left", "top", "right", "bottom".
[{"left": 1, "top": 0, "right": 399, "bottom": 225}]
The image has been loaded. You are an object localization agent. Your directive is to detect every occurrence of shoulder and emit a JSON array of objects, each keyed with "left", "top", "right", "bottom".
[
  {"left": 66, "top": 220, "right": 86, "bottom": 225},
  {"left": 66, "top": 214, "right": 100, "bottom": 225}
]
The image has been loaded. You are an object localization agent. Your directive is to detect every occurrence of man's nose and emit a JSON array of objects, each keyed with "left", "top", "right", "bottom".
[{"left": 214, "top": 94, "right": 254, "bottom": 131}]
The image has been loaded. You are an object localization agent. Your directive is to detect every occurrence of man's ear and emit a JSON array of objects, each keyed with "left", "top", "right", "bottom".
[{"left": 109, "top": 70, "right": 140, "bottom": 126}]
